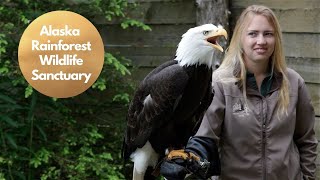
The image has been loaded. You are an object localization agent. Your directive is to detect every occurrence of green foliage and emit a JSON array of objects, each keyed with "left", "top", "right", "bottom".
[
  {"left": 0, "top": 34, "right": 8, "bottom": 58},
  {"left": 30, "top": 148, "right": 51, "bottom": 168},
  {"left": 37, "top": 125, "right": 125, "bottom": 180},
  {"left": 25, "top": 85, "right": 33, "bottom": 98},
  {"left": 121, "top": 18, "right": 152, "bottom": 31},
  {"left": 0, "top": 0, "right": 147, "bottom": 179},
  {"left": 92, "top": 53, "right": 131, "bottom": 92},
  {"left": 113, "top": 93, "right": 130, "bottom": 105}
]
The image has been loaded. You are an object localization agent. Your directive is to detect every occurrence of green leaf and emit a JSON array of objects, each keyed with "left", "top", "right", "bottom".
[
  {"left": 0, "top": 104, "right": 24, "bottom": 110},
  {"left": 30, "top": 158, "right": 41, "bottom": 168},
  {"left": 112, "top": 93, "right": 129, "bottom": 103},
  {"left": 100, "top": 152, "right": 113, "bottom": 160},
  {"left": 0, "top": 116, "right": 19, "bottom": 127},
  {"left": 23, "top": 0, "right": 29, "bottom": 5},
  {"left": 121, "top": 19, "right": 152, "bottom": 31},
  {"left": 30, "top": 148, "right": 51, "bottom": 168},
  {"left": 27, "top": 90, "right": 37, "bottom": 121},
  {"left": 4, "top": 133, "right": 18, "bottom": 149},
  {"left": 35, "top": 124, "right": 47, "bottom": 141},
  {"left": 92, "top": 78, "right": 106, "bottom": 91},
  {"left": 0, "top": 94, "right": 16, "bottom": 104},
  {"left": 25, "top": 85, "right": 33, "bottom": 98},
  {"left": 0, "top": 67, "right": 9, "bottom": 74},
  {"left": 62, "top": 146, "right": 70, "bottom": 155}
]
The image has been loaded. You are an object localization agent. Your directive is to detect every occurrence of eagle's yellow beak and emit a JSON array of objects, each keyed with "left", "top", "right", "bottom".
[{"left": 206, "top": 28, "right": 228, "bottom": 52}]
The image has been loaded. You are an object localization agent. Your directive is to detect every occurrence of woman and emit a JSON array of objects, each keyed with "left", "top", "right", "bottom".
[{"left": 160, "top": 5, "right": 318, "bottom": 180}]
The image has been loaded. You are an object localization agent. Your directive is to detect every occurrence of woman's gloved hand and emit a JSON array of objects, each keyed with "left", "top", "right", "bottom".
[{"left": 160, "top": 137, "right": 220, "bottom": 180}]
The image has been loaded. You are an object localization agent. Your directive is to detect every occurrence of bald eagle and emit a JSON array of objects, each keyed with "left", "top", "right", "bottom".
[{"left": 122, "top": 24, "right": 227, "bottom": 180}]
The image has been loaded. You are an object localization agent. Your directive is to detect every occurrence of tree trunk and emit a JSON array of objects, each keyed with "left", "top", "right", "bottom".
[{"left": 196, "top": 0, "right": 229, "bottom": 69}]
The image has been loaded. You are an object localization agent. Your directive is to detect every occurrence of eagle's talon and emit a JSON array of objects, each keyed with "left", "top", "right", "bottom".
[{"left": 167, "top": 149, "right": 189, "bottom": 160}]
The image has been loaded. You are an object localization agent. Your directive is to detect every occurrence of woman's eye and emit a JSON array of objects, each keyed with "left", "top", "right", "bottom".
[
  {"left": 265, "top": 32, "right": 274, "bottom": 36},
  {"left": 203, "top": 31, "right": 209, "bottom": 35},
  {"left": 248, "top": 32, "right": 256, "bottom": 36}
]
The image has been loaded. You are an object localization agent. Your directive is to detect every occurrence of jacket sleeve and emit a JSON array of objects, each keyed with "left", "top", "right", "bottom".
[
  {"left": 196, "top": 81, "right": 225, "bottom": 144},
  {"left": 294, "top": 80, "right": 318, "bottom": 180},
  {"left": 185, "top": 136, "right": 221, "bottom": 177},
  {"left": 186, "top": 81, "right": 225, "bottom": 177}
]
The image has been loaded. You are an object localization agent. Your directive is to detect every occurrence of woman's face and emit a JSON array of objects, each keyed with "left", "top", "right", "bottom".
[{"left": 241, "top": 15, "right": 275, "bottom": 65}]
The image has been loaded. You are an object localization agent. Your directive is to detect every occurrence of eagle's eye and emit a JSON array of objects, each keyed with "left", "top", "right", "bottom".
[{"left": 203, "top": 31, "right": 209, "bottom": 36}]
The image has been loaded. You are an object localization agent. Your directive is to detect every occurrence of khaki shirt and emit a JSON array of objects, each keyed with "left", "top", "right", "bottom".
[{"left": 197, "top": 68, "right": 318, "bottom": 180}]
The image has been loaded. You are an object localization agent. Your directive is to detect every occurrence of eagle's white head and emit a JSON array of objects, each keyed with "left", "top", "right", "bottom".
[{"left": 175, "top": 24, "right": 228, "bottom": 67}]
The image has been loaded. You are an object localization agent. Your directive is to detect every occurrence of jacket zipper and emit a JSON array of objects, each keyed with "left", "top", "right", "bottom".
[
  {"left": 262, "top": 123, "right": 266, "bottom": 180},
  {"left": 262, "top": 98, "right": 267, "bottom": 180}
]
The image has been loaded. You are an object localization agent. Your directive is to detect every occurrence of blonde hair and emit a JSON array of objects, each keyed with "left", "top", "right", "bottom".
[{"left": 214, "top": 5, "right": 289, "bottom": 115}]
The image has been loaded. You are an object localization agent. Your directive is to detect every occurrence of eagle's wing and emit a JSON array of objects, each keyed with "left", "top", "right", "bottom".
[
  {"left": 192, "top": 83, "right": 214, "bottom": 132},
  {"left": 123, "top": 61, "right": 188, "bottom": 158}
]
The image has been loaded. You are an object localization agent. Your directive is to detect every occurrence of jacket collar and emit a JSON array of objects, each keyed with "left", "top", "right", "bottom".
[{"left": 232, "top": 62, "right": 283, "bottom": 96}]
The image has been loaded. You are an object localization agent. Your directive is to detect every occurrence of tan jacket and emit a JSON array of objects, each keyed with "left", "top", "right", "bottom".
[{"left": 196, "top": 68, "right": 318, "bottom": 180}]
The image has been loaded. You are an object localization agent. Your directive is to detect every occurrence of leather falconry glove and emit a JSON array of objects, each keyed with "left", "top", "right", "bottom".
[{"left": 160, "top": 136, "right": 220, "bottom": 180}]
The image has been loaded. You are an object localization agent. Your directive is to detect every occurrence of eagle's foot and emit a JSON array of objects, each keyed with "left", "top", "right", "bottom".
[{"left": 167, "top": 149, "right": 200, "bottom": 162}]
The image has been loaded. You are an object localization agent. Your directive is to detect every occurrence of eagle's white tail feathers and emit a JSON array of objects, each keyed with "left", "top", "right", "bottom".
[
  {"left": 130, "top": 141, "right": 159, "bottom": 180},
  {"left": 132, "top": 166, "right": 144, "bottom": 180}
]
